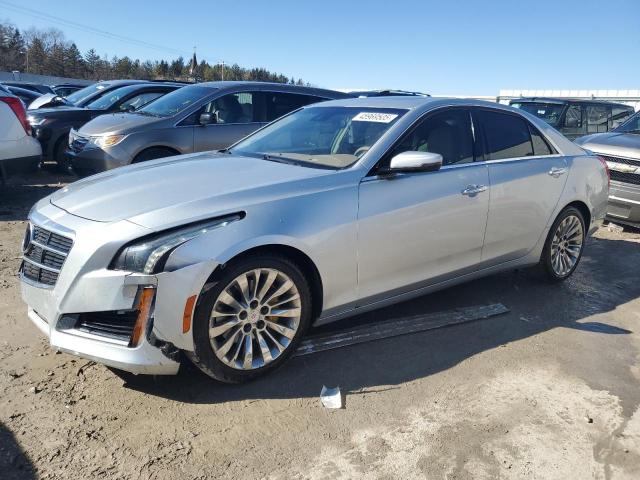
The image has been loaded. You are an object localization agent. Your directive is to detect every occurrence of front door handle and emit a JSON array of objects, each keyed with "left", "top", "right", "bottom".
[
  {"left": 461, "top": 184, "right": 487, "bottom": 196},
  {"left": 548, "top": 167, "right": 568, "bottom": 178}
]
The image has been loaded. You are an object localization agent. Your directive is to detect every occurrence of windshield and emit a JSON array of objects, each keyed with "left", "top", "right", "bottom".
[
  {"left": 511, "top": 102, "right": 565, "bottom": 127},
  {"left": 86, "top": 84, "right": 146, "bottom": 110},
  {"left": 614, "top": 111, "right": 640, "bottom": 134},
  {"left": 138, "top": 85, "right": 212, "bottom": 117},
  {"left": 65, "top": 83, "right": 110, "bottom": 105},
  {"left": 231, "top": 106, "right": 407, "bottom": 169}
]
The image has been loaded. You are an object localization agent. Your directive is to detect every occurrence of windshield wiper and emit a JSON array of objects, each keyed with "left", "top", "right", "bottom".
[
  {"left": 262, "top": 153, "right": 299, "bottom": 165},
  {"left": 135, "top": 110, "right": 159, "bottom": 117}
]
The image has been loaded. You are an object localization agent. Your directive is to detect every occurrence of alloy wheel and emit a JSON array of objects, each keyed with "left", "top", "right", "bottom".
[
  {"left": 550, "top": 214, "right": 584, "bottom": 277},
  {"left": 209, "top": 268, "right": 301, "bottom": 370}
]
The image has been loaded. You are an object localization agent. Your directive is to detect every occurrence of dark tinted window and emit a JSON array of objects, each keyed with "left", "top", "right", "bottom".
[
  {"left": 477, "top": 109, "right": 533, "bottom": 160},
  {"left": 586, "top": 105, "right": 610, "bottom": 133},
  {"left": 528, "top": 124, "right": 553, "bottom": 156},
  {"left": 510, "top": 102, "right": 564, "bottom": 127},
  {"left": 610, "top": 106, "right": 633, "bottom": 129},
  {"left": 615, "top": 111, "right": 640, "bottom": 133},
  {"left": 265, "top": 92, "right": 325, "bottom": 122},
  {"left": 390, "top": 108, "right": 474, "bottom": 166}
]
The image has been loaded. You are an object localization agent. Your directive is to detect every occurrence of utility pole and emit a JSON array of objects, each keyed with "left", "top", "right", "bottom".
[{"left": 220, "top": 60, "right": 225, "bottom": 81}]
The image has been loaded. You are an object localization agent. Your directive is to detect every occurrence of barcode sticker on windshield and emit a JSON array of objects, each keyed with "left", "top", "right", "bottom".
[{"left": 352, "top": 112, "right": 398, "bottom": 123}]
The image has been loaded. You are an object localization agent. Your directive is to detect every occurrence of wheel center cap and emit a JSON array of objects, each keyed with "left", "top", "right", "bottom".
[{"left": 249, "top": 311, "right": 260, "bottom": 322}]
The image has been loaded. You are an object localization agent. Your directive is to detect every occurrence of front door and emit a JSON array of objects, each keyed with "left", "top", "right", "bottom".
[
  {"left": 357, "top": 108, "right": 490, "bottom": 301},
  {"left": 193, "top": 92, "right": 264, "bottom": 152}
]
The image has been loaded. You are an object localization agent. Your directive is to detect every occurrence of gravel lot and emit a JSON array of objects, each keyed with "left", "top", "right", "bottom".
[{"left": 1, "top": 172, "right": 639, "bottom": 479}]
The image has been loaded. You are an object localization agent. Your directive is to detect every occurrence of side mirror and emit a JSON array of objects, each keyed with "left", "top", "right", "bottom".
[
  {"left": 122, "top": 104, "right": 136, "bottom": 113},
  {"left": 387, "top": 151, "right": 443, "bottom": 174},
  {"left": 199, "top": 112, "right": 216, "bottom": 125}
]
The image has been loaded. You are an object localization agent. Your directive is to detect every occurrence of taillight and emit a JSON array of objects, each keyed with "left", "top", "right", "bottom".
[
  {"left": 597, "top": 155, "right": 610, "bottom": 188},
  {"left": 0, "top": 96, "right": 31, "bottom": 136}
]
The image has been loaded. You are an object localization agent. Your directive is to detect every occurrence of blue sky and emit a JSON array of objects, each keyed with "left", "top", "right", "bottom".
[{"left": 2, "top": 0, "right": 639, "bottom": 95}]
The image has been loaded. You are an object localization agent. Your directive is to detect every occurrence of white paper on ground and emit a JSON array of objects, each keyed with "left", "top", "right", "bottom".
[{"left": 320, "top": 385, "right": 342, "bottom": 409}]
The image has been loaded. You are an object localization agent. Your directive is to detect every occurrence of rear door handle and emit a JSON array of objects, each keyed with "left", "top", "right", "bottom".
[
  {"left": 548, "top": 167, "right": 568, "bottom": 178},
  {"left": 461, "top": 184, "right": 487, "bottom": 196}
]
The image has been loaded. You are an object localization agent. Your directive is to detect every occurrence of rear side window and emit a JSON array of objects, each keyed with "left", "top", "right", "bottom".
[
  {"left": 528, "top": 125, "right": 554, "bottom": 156},
  {"left": 264, "top": 92, "right": 325, "bottom": 122},
  {"left": 610, "top": 106, "right": 633, "bottom": 129},
  {"left": 476, "top": 109, "right": 533, "bottom": 160}
]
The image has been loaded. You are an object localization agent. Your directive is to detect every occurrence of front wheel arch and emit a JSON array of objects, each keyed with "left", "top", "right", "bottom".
[{"left": 132, "top": 146, "right": 181, "bottom": 163}]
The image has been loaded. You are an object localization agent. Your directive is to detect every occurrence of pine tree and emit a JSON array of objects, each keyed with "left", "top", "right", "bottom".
[
  {"left": 26, "top": 36, "right": 47, "bottom": 74},
  {"left": 84, "top": 48, "right": 100, "bottom": 79}
]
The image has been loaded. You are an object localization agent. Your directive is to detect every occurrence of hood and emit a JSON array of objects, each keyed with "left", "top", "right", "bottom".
[
  {"left": 78, "top": 112, "right": 163, "bottom": 135},
  {"left": 575, "top": 132, "right": 640, "bottom": 160},
  {"left": 28, "top": 106, "right": 92, "bottom": 120},
  {"left": 28, "top": 93, "right": 73, "bottom": 110},
  {"left": 49, "top": 152, "right": 335, "bottom": 228}
]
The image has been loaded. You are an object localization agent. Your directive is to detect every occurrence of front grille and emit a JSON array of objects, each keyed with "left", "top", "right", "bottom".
[
  {"left": 611, "top": 170, "right": 640, "bottom": 186},
  {"left": 21, "top": 224, "right": 73, "bottom": 287},
  {"left": 75, "top": 311, "right": 137, "bottom": 342},
  {"left": 600, "top": 155, "right": 640, "bottom": 168}
]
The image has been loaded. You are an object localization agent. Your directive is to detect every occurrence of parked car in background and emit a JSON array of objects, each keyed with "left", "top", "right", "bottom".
[
  {"left": 2, "top": 81, "right": 87, "bottom": 98},
  {"left": 349, "top": 89, "right": 430, "bottom": 97},
  {"left": 28, "top": 80, "right": 151, "bottom": 110},
  {"left": 4, "top": 85, "right": 41, "bottom": 107},
  {"left": 509, "top": 98, "right": 634, "bottom": 140},
  {"left": 27, "top": 82, "right": 183, "bottom": 172},
  {"left": 67, "top": 81, "right": 349, "bottom": 175},
  {"left": 575, "top": 111, "right": 640, "bottom": 227},
  {"left": 21, "top": 97, "right": 608, "bottom": 382},
  {"left": 0, "top": 86, "right": 41, "bottom": 182}
]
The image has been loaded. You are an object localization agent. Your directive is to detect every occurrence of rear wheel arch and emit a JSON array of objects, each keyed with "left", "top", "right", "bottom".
[{"left": 562, "top": 200, "right": 591, "bottom": 229}]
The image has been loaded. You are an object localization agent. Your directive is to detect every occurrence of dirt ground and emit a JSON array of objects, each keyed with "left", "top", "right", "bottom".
[{"left": 1, "top": 171, "right": 639, "bottom": 480}]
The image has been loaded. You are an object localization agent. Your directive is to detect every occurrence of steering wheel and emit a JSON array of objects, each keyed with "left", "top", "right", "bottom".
[{"left": 354, "top": 146, "right": 371, "bottom": 158}]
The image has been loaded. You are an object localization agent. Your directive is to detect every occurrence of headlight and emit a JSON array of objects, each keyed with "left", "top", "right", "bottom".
[
  {"left": 89, "top": 134, "right": 126, "bottom": 149},
  {"left": 111, "top": 214, "right": 244, "bottom": 274},
  {"left": 27, "top": 116, "right": 47, "bottom": 126}
]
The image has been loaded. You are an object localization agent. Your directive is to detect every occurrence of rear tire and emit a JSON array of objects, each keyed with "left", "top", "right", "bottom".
[
  {"left": 188, "top": 254, "right": 313, "bottom": 383},
  {"left": 540, "top": 206, "right": 586, "bottom": 282},
  {"left": 133, "top": 147, "right": 177, "bottom": 163}
]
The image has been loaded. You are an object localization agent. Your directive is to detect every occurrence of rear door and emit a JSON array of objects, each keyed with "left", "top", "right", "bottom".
[{"left": 475, "top": 108, "right": 568, "bottom": 264}]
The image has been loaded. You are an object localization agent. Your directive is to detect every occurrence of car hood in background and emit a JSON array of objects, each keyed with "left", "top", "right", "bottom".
[
  {"left": 28, "top": 93, "right": 72, "bottom": 110},
  {"left": 77, "top": 112, "right": 164, "bottom": 136},
  {"left": 575, "top": 132, "right": 640, "bottom": 160},
  {"left": 49, "top": 153, "right": 337, "bottom": 228},
  {"left": 28, "top": 106, "right": 93, "bottom": 120}
]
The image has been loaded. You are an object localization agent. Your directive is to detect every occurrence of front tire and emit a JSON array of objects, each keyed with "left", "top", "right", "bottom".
[
  {"left": 540, "top": 206, "right": 586, "bottom": 282},
  {"left": 133, "top": 147, "right": 177, "bottom": 163},
  {"left": 189, "top": 254, "right": 313, "bottom": 383}
]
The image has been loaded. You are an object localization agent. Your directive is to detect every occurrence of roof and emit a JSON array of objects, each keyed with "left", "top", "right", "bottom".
[
  {"left": 311, "top": 96, "right": 512, "bottom": 111},
  {"left": 190, "top": 81, "right": 347, "bottom": 97},
  {"left": 510, "top": 97, "right": 633, "bottom": 107}
]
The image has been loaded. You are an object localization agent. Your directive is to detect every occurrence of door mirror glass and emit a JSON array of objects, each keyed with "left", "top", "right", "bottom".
[
  {"left": 389, "top": 151, "right": 442, "bottom": 172},
  {"left": 199, "top": 112, "right": 216, "bottom": 125}
]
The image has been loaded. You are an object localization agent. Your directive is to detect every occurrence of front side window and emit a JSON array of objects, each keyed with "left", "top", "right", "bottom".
[
  {"left": 614, "top": 111, "right": 640, "bottom": 134},
  {"left": 231, "top": 106, "right": 406, "bottom": 169},
  {"left": 477, "top": 109, "right": 533, "bottom": 160},
  {"left": 87, "top": 85, "right": 149, "bottom": 110},
  {"left": 119, "top": 91, "right": 166, "bottom": 111},
  {"left": 208, "top": 92, "right": 254, "bottom": 124},
  {"left": 65, "top": 83, "right": 111, "bottom": 105},
  {"left": 388, "top": 109, "right": 474, "bottom": 166},
  {"left": 586, "top": 105, "right": 610, "bottom": 133},
  {"left": 510, "top": 102, "right": 564, "bottom": 127}
]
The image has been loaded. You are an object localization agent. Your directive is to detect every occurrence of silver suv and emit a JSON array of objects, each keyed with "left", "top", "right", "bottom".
[{"left": 67, "top": 81, "right": 349, "bottom": 175}]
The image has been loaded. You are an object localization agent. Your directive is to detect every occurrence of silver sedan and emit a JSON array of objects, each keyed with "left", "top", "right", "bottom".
[{"left": 20, "top": 97, "right": 609, "bottom": 383}]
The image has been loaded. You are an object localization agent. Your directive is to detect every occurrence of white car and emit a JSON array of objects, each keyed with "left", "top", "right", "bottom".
[{"left": 0, "top": 87, "right": 41, "bottom": 181}]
